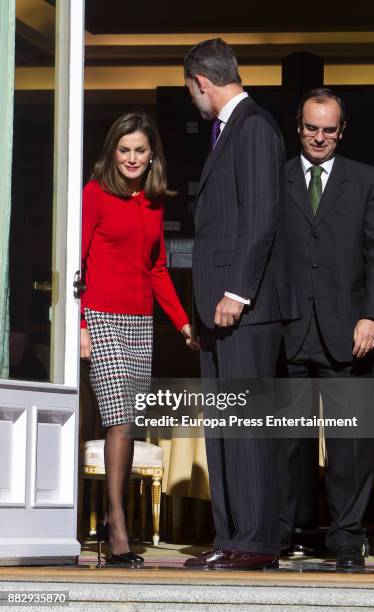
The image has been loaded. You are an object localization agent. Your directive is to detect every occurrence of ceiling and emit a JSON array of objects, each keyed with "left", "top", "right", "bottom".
[
  {"left": 14, "top": 0, "right": 374, "bottom": 88},
  {"left": 45, "top": 0, "right": 374, "bottom": 34}
]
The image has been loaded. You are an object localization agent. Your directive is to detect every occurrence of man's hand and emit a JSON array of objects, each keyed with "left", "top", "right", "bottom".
[
  {"left": 353, "top": 319, "right": 374, "bottom": 358},
  {"left": 80, "top": 328, "right": 92, "bottom": 359},
  {"left": 181, "top": 323, "right": 200, "bottom": 350},
  {"left": 214, "top": 296, "right": 244, "bottom": 327}
]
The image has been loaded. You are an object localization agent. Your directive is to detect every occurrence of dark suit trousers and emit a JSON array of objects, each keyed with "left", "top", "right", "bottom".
[
  {"left": 279, "top": 309, "right": 374, "bottom": 553},
  {"left": 199, "top": 319, "right": 282, "bottom": 555}
]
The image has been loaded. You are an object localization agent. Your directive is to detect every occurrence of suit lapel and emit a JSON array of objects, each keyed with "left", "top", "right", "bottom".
[
  {"left": 287, "top": 158, "right": 315, "bottom": 225},
  {"left": 195, "top": 97, "right": 256, "bottom": 200},
  {"left": 314, "top": 155, "right": 348, "bottom": 227},
  {"left": 195, "top": 122, "right": 232, "bottom": 199}
]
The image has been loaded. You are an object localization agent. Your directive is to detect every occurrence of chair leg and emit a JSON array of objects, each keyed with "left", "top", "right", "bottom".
[
  {"left": 151, "top": 475, "right": 162, "bottom": 546},
  {"left": 140, "top": 479, "right": 147, "bottom": 541},
  {"left": 89, "top": 480, "right": 98, "bottom": 536}
]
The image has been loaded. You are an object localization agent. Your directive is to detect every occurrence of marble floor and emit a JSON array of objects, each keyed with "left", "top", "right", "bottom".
[{"left": 1, "top": 544, "right": 374, "bottom": 611}]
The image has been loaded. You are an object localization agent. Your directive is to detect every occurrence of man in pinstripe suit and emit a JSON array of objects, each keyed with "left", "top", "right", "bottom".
[{"left": 183, "top": 39, "right": 297, "bottom": 570}]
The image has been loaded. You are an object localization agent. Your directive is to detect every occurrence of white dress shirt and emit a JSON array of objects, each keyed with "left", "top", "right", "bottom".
[
  {"left": 215, "top": 92, "right": 251, "bottom": 305},
  {"left": 215, "top": 91, "right": 249, "bottom": 145},
  {"left": 301, "top": 154, "right": 335, "bottom": 192}
]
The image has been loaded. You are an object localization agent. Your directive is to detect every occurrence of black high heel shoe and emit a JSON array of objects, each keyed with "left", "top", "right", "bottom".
[{"left": 96, "top": 522, "right": 144, "bottom": 567}]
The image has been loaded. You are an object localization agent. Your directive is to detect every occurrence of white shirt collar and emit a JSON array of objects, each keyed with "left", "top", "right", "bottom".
[
  {"left": 301, "top": 153, "right": 335, "bottom": 176},
  {"left": 218, "top": 91, "right": 249, "bottom": 125}
]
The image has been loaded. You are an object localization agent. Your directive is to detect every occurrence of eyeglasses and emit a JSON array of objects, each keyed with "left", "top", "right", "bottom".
[{"left": 301, "top": 123, "right": 340, "bottom": 138}]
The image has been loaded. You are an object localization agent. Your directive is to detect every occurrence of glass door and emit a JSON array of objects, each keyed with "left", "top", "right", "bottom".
[{"left": 0, "top": 0, "right": 84, "bottom": 562}]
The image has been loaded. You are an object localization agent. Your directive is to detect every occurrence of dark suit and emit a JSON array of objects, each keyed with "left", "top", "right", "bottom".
[
  {"left": 193, "top": 96, "right": 297, "bottom": 554},
  {"left": 280, "top": 154, "right": 374, "bottom": 553}
]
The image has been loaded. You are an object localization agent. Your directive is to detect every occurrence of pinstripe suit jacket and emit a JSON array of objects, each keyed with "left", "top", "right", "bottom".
[{"left": 192, "top": 96, "right": 297, "bottom": 329}]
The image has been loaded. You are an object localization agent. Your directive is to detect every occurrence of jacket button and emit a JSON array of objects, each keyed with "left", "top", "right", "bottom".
[
  {"left": 312, "top": 264, "right": 318, "bottom": 269},
  {"left": 312, "top": 231, "right": 319, "bottom": 238}
]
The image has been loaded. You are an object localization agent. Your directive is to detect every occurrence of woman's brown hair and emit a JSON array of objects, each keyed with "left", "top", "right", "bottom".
[{"left": 92, "top": 112, "right": 168, "bottom": 199}]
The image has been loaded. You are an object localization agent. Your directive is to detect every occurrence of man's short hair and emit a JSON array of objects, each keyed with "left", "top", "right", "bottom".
[
  {"left": 297, "top": 87, "right": 347, "bottom": 130},
  {"left": 184, "top": 38, "right": 242, "bottom": 86}
]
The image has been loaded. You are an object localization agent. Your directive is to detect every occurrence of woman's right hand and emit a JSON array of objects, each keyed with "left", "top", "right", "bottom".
[
  {"left": 80, "top": 328, "right": 92, "bottom": 359},
  {"left": 181, "top": 323, "right": 200, "bottom": 351}
]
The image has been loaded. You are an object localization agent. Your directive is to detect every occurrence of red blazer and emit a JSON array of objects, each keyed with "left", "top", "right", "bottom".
[{"left": 80, "top": 180, "right": 188, "bottom": 331}]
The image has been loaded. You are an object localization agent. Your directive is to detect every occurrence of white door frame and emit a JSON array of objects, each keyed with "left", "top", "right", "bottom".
[
  {"left": 0, "top": 0, "right": 85, "bottom": 562},
  {"left": 52, "top": 0, "right": 85, "bottom": 387}
]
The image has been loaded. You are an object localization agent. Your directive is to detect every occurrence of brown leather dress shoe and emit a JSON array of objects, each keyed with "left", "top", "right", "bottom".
[
  {"left": 207, "top": 550, "right": 279, "bottom": 570},
  {"left": 183, "top": 549, "right": 231, "bottom": 568}
]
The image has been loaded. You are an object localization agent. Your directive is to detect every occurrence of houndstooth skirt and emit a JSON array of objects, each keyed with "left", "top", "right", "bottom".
[{"left": 85, "top": 308, "right": 153, "bottom": 427}]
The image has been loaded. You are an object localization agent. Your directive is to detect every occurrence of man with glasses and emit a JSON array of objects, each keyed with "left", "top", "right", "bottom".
[{"left": 280, "top": 88, "right": 374, "bottom": 569}]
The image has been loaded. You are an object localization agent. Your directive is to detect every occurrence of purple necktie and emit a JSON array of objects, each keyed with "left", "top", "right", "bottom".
[{"left": 211, "top": 118, "right": 222, "bottom": 149}]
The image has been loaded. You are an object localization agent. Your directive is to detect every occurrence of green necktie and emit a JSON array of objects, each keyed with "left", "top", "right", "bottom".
[{"left": 308, "top": 165, "right": 323, "bottom": 215}]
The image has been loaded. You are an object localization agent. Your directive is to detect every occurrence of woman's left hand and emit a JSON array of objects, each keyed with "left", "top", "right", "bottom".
[{"left": 181, "top": 323, "right": 200, "bottom": 351}]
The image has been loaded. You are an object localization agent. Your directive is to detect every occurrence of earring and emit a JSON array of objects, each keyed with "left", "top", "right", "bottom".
[{"left": 150, "top": 157, "right": 153, "bottom": 165}]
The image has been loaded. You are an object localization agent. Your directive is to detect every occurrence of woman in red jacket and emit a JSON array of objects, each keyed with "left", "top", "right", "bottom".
[{"left": 80, "top": 112, "right": 196, "bottom": 566}]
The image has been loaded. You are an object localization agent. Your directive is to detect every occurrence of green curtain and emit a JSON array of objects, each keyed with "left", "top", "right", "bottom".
[{"left": 0, "top": 0, "right": 15, "bottom": 378}]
